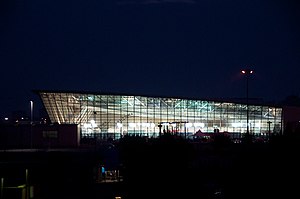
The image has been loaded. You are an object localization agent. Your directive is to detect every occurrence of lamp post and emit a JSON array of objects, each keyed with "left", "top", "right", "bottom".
[
  {"left": 241, "top": 69, "right": 253, "bottom": 135},
  {"left": 267, "top": 121, "right": 272, "bottom": 140},
  {"left": 30, "top": 101, "right": 33, "bottom": 149},
  {"left": 30, "top": 101, "right": 33, "bottom": 124}
]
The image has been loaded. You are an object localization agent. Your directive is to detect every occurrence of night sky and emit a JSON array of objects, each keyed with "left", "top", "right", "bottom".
[{"left": 1, "top": 0, "right": 300, "bottom": 118}]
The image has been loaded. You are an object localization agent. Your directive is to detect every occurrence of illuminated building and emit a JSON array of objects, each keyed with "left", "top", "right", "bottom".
[{"left": 36, "top": 90, "right": 283, "bottom": 140}]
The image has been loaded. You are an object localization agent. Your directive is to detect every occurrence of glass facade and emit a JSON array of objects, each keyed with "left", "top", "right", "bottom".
[{"left": 38, "top": 91, "right": 283, "bottom": 140}]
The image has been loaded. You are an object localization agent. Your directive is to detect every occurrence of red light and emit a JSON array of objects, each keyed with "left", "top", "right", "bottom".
[{"left": 241, "top": 70, "right": 246, "bottom": 74}]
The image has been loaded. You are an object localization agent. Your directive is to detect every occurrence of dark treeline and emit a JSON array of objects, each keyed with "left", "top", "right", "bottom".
[
  {"left": 118, "top": 134, "right": 195, "bottom": 199},
  {"left": 117, "top": 133, "right": 300, "bottom": 199},
  {"left": 1, "top": 133, "right": 300, "bottom": 199}
]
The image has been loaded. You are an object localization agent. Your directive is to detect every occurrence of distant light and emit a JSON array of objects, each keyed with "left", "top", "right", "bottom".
[
  {"left": 241, "top": 69, "right": 254, "bottom": 74},
  {"left": 4, "top": 117, "right": 8, "bottom": 121}
]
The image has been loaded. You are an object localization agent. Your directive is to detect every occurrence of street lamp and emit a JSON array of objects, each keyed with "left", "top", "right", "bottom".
[
  {"left": 241, "top": 69, "right": 253, "bottom": 135},
  {"left": 30, "top": 101, "right": 33, "bottom": 149},
  {"left": 30, "top": 101, "right": 33, "bottom": 124}
]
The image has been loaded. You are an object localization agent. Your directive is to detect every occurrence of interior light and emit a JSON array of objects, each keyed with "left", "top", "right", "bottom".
[
  {"left": 194, "top": 123, "right": 205, "bottom": 127},
  {"left": 129, "top": 123, "right": 136, "bottom": 128},
  {"left": 117, "top": 123, "right": 123, "bottom": 128},
  {"left": 83, "top": 123, "right": 92, "bottom": 128},
  {"left": 90, "top": 120, "right": 98, "bottom": 128},
  {"left": 185, "top": 123, "right": 193, "bottom": 128},
  {"left": 142, "top": 123, "right": 150, "bottom": 127},
  {"left": 232, "top": 123, "right": 243, "bottom": 127}
]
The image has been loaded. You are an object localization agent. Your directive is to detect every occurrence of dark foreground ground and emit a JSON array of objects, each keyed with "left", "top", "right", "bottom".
[{"left": 1, "top": 134, "right": 300, "bottom": 199}]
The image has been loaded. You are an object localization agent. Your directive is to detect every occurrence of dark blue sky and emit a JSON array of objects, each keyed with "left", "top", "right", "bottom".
[{"left": 1, "top": 0, "right": 300, "bottom": 117}]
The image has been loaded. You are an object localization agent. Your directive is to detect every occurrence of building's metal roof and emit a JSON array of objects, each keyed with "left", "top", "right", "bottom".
[{"left": 33, "top": 89, "right": 281, "bottom": 108}]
